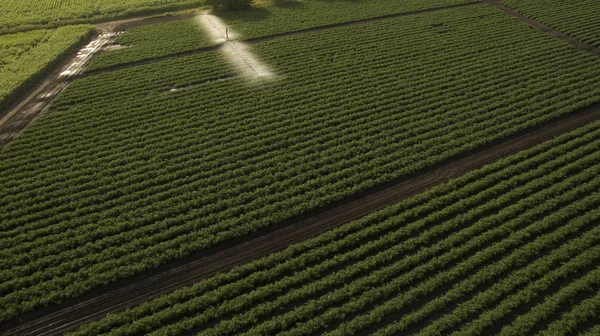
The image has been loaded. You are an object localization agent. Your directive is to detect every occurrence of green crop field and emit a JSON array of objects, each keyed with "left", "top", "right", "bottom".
[
  {"left": 0, "top": 25, "right": 94, "bottom": 112},
  {"left": 84, "top": 18, "right": 216, "bottom": 72},
  {"left": 2, "top": 4, "right": 600, "bottom": 322},
  {"left": 502, "top": 0, "right": 600, "bottom": 47},
  {"left": 68, "top": 118, "right": 600, "bottom": 336},
  {"left": 85, "top": 0, "right": 476, "bottom": 72},
  {"left": 0, "top": 0, "right": 204, "bottom": 34},
  {"left": 1, "top": 0, "right": 600, "bottom": 334}
]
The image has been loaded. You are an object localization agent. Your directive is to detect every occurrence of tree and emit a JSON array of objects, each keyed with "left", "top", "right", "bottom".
[{"left": 207, "top": 0, "right": 252, "bottom": 11}]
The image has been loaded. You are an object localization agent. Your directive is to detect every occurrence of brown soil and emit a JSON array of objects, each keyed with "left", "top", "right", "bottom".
[{"left": 3, "top": 102, "right": 600, "bottom": 336}]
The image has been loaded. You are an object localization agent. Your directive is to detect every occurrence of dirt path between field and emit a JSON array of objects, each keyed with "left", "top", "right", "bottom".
[
  {"left": 3, "top": 102, "right": 600, "bottom": 336},
  {"left": 485, "top": 0, "right": 600, "bottom": 57},
  {"left": 0, "top": 33, "right": 118, "bottom": 151}
]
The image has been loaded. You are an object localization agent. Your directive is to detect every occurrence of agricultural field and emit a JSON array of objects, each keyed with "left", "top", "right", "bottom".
[
  {"left": 0, "top": 0, "right": 204, "bottom": 34},
  {"left": 85, "top": 18, "right": 216, "bottom": 72},
  {"left": 0, "top": 25, "right": 95, "bottom": 112},
  {"left": 68, "top": 118, "right": 600, "bottom": 335},
  {"left": 1, "top": 0, "right": 600, "bottom": 334},
  {"left": 502, "top": 0, "right": 600, "bottom": 47},
  {"left": 85, "top": 0, "right": 477, "bottom": 72},
  {"left": 2, "top": 3, "right": 600, "bottom": 324},
  {"left": 217, "top": 0, "right": 477, "bottom": 39}
]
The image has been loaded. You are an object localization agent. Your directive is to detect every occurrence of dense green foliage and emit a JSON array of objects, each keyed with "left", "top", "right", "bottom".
[
  {"left": 85, "top": 0, "right": 476, "bottom": 71},
  {"left": 207, "top": 0, "right": 252, "bottom": 11},
  {"left": 68, "top": 119, "right": 600, "bottom": 335},
  {"left": 501, "top": 0, "right": 600, "bottom": 47},
  {"left": 0, "top": 25, "right": 95, "bottom": 112},
  {"left": 2, "top": 5, "right": 600, "bottom": 322},
  {"left": 85, "top": 18, "right": 215, "bottom": 72},
  {"left": 220, "top": 0, "right": 477, "bottom": 39},
  {"left": 0, "top": 0, "right": 204, "bottom": 34}
]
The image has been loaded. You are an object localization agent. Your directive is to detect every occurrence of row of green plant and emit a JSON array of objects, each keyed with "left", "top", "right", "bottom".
[
  {"left": 220, "top": 0, "right": 477, "bottom": 40},
  {"left": 67, "top": 120, "right": 600, "bottom": 335},
  {"left": 501, "top": 0, "right": 600, "bottom": 47},
  {"left": 84, "top": 18, "right": 216, "bottom": 72},
  {"left": 2, "top": 5, "right": 600, "bottom": 322},
  {"left": 0, "top": 25, "right": 95, "bottom": 113},
  {"left": 83, "top": 0, "right": 477, "bottom": 71},
  {"left": 0, "top": 0, "right": 205, "bottom": 35}
]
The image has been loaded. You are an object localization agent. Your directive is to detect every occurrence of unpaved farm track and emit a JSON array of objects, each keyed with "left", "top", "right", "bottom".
[{"left": 3, "top": 102, "right": 600, "bottom": 336}]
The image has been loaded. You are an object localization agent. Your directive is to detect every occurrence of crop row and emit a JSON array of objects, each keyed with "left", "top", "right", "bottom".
[
  {"left": 0, "top": 25, "right": 94, "bottom": 113},
  {"left": 84, "top": 18, "right": 216, "bottom": 72},
  {"left": 219, "top": 0, "right": 477, "bottom": 40},
  {"left": 67, "top": 119, "right": 600, "bottom": 336},
  {"left": 0, "top": 0, "right": 203, "bottom": 34},
  {"left": 1, "top": 5, "right": 600, "bottom": 322},
  {"left": 501, "top": 0, "right": 600, "bottom": 47},
  {"left": 82, "top": 0, "right": 477, "bottom": 71}
]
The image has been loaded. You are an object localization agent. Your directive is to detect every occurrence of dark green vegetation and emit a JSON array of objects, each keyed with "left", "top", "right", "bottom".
[
  {"left": 219, "top": 0, "right": 476, "bottom": 39},
  {"left": 1, "top": 4, "right": 600, "bottom": 322},
  {"left": 85, "top": 18, "right": 215, "bottom": 72},
  {"left": 502, "top": 0, "right": 600, "bottom": 47},
  {"left": 207, "top": 0, "right": 252, "bottom": 11},
  {"left": 0, "top": 25, "right": 95, "bottom": 112},
  {"left": 68, "top": 118, "right": 600, "bottom": 336},
  {"left": 0, "top": 0, "right": 204, "bottom": 34},
  {"left": 85, "top": 0, "right": 476, "bottom": 71}
]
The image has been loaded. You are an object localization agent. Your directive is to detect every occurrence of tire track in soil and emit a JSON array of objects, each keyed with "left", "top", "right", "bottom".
[{"left": 2, "top": 102, "right": 600, "bottom": 336}]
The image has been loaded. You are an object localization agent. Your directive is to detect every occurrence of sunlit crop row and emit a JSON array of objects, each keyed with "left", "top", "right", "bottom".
[
  {"left": 1, "top": 5, "right": 600, "bottom": 323},
  {"left": 502, "top": 0, "right": 600, "bottom": 47},
  {"left": 69, "top": 119, "right": 600, "bottom": 336}
]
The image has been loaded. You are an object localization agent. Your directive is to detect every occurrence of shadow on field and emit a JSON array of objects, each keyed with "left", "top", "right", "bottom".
[
  {"left": 215, "top": 7, "right": 271, "bottom": 22},
  {"left": 273, "top": 0, "right": 305, "bottom": 8}
]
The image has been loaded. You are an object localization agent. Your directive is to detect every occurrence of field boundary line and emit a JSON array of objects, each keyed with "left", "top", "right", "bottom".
[
  {"left": 484, "top": 0, "right": 600, "bottom": 57},
  {"left": 3, "top": 100, "right": 600, "bottom": 336}
]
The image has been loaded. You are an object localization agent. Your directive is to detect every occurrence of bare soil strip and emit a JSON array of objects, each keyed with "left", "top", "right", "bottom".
[
  {"left": 0, "top": 33, "right": 118, "bottom": 151},
  {"left": 484, "top": 0, "right": 600, "bottom": 57},
  {"left": 2, "top": 101, "right": 600, "bottom": 336}
]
